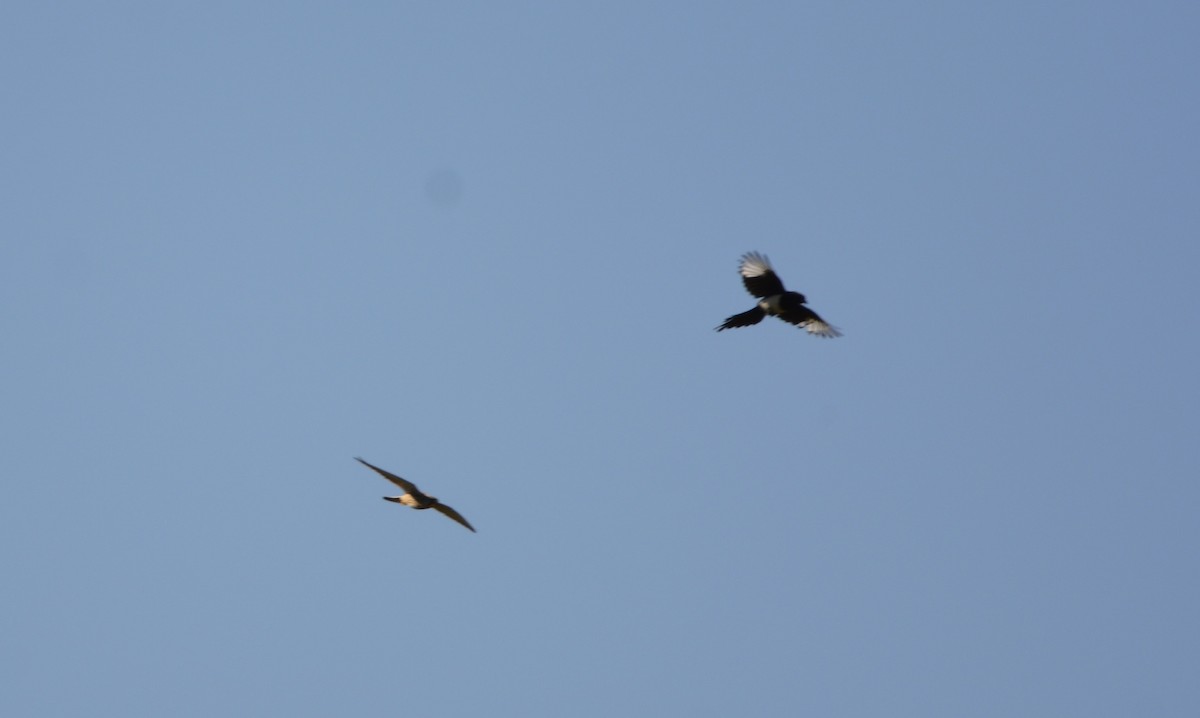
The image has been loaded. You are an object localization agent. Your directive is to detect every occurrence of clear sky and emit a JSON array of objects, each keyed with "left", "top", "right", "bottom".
[{"left": 3, "top": 2, "right": 1198, "bottom": 716}]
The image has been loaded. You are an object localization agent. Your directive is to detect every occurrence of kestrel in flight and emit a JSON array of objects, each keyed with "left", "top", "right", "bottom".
[{"left": 354, "top": 457, "right": 476, "bottom": 533}]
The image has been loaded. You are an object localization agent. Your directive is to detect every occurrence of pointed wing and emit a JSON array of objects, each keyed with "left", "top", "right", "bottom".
[
  {"left": 738, "top": 252, "right": 786, "bottom": 298},
  {"left": 716, "top": 307, "right": 766, "bottom": 331},
  {"left": 355, "top": 457, "right": 420, "bottom": 494},
  {"left": 776, "top": 304, "right": 842, "bottom": 338},
  {"left": 433, "top": 503, "right": 477, "bottom": 532}
]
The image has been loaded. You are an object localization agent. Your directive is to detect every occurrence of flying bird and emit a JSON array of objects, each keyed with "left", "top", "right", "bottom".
[
  {"left": 354, "top": 457, "right": 476, "bottom": 533},
  {"left": 716, "top": 251, "right": 841, "bottom": 337}
]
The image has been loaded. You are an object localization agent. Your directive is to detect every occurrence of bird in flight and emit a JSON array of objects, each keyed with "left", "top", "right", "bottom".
[
  {"left": 354, "top": 457, "right": 476, "bottom": 533},
  {"left": 716, "top": 251, "right": 841, "bottom": 337}
]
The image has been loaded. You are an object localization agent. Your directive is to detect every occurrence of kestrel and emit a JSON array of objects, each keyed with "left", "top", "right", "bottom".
[
  {"left": 354, "top": 457, "right": 476, "bottom": 533},
  {"left": 716, "top": 251, "right": 841, "bottom": 337}
]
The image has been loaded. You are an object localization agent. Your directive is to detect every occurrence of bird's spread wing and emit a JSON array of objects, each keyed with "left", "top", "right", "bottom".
[
  {"left": 433, "top": 503, "right": 476, "bottom": 532},
  {"left": 777, "top": 306, "right": 842, "bottom": 337},
  {"left": 716, "top": 307, "right": 766, "bottom": 331},
  {"left": 355, "top": 457, "right": 419, "bottom": 493},
  {"left": 739, "top": 252, "right": 786, "bottom": 298}
]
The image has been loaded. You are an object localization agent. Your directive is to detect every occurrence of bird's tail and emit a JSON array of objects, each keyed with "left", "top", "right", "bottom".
[{"left": 716, "top": 307, "right": 765, "bottom": 331}]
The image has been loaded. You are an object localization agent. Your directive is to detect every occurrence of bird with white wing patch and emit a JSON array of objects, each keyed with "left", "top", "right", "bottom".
[{"left": 716, "top": 251, "right": 842, "bottom": 338}]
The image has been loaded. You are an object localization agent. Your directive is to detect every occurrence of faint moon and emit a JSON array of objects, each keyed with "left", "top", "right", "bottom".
[{"left": 424, "top": 169, "right": 463, "bottom": 206}]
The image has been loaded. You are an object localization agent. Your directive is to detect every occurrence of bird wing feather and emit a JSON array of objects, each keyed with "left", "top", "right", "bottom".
[
  {"left": 739, "top": 252, "right": 786, "bottom": 298},
  {"left": 777, "top": 306, "right": 842, "bottom": 337},
  {"left": 355, "top": 457, "right": 420, "bottom": 493},
  {"left": 433, "top": 503, "right": 477, "bottom": 532}
]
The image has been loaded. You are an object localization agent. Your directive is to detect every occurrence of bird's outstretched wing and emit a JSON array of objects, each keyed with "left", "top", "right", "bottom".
[
  {"left": 738, "top": 252, "right": 786, "bottom": 298},
  {"left": 355, "top": 457, "right": 420, "bottom": 494},
  {"left": 777, "top": 306, "right": 842, "bottom": 338},
  {"left": 716, "top": 307, "right": 766, "bottom": 331},
  {"left": 433, "top": 503, "right": 477, "bottom": 532}
]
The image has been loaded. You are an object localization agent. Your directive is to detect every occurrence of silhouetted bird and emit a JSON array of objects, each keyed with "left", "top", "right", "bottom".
[
  {"left": 354, "top": 457, "right": 476, "bottom": 533},
  {"left": 716, "top": 252, "right": 841, "bottom": 337}
]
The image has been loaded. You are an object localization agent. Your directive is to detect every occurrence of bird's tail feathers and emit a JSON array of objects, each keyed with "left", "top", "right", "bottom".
[{"left": 716, "top": 307, "right": 766, "bottom": 331}]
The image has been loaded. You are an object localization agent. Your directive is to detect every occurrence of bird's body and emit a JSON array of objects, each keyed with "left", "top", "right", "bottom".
[
  {"left": 384, "top": 493, "right": 434, "bottom": 509},
  {"left": 716, "top": 251, "right": 841, "bottom": 337},
  {"left": 354, "top": 457, "right": 476, "bottom": 532}
]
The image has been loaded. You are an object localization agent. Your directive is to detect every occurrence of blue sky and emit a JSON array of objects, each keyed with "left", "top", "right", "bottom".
[{"left": 2, "top": 2, "right": 1198, "bottom": 715}]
